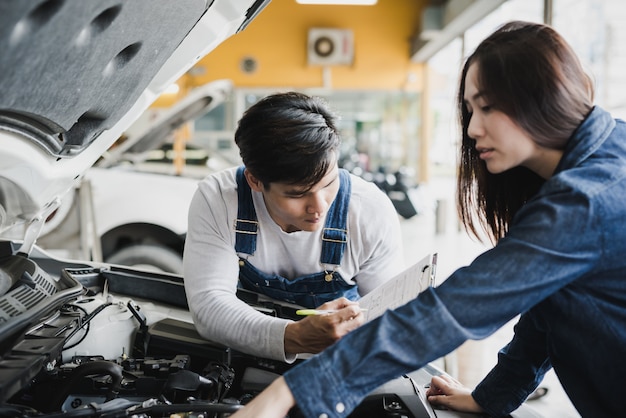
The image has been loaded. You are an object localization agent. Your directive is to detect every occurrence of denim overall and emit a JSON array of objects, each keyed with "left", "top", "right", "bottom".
[{"left": 235, "top": 166, "right": 359, "bottom": 308}]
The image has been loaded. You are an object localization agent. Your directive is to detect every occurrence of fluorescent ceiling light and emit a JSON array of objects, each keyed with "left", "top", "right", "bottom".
[{"left": 296, "top": 0, "right": 377, "bottom": 5}]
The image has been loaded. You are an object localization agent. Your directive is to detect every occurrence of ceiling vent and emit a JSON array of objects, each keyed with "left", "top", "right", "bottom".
[{"left": 307, "top": 28, "right": 354, "bottom": 66}]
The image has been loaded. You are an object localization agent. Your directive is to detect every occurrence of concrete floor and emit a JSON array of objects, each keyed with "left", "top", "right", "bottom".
[{"left": 398, "top": 177, "right": 580, "bottom": 418}]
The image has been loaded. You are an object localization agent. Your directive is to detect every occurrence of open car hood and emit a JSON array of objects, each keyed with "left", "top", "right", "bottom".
[
  {"left": 0, "top": 0, "right": 269, "bottom": 250},
  {"left": 97, "top": 79, "right": 233, "bottom": 167}
]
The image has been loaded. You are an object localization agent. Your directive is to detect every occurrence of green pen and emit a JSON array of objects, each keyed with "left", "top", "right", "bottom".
[{"left": 295, "top": 308, "right": 368, "bottom": 316}]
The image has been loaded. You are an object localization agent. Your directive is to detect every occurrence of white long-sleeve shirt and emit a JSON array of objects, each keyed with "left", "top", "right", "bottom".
[{"left": 183, "top": 167, "right": 404, "bottom": 361}]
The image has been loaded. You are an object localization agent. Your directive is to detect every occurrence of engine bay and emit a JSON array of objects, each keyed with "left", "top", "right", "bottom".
[
  {"left": 0, "top": 241, "right": 453, "bottom": 418},
  {"left": 0, "top": 241, "right": 543, "bottom": 418}
]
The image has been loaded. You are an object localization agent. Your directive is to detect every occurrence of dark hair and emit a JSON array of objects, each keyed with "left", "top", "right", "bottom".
[
  {"left": 457, "top": 21, "right": 594, "bottom": 243},
  {"left": 234, "top": 91, "right": 341, "bottom": 189}
]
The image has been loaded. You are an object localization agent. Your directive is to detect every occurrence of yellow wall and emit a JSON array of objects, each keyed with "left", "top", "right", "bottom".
[
  {"left": 153, "top": 0, "right": 433, "bottom": 181},
  {"left": 182, "top": 0, "right": 426, "bottom": 91}
]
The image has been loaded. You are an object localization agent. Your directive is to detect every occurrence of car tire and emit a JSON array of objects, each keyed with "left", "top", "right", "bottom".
[{"left": 106, "top": 245, "right": 183, "bottom": 274}]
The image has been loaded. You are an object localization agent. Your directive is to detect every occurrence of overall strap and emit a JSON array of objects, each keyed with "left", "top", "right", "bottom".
[
  {"left": 234, "top": 166, "right": 258, "bottom": 255},
  {"left": 321, "top": 169, "right": 351, "bottom": 266}
]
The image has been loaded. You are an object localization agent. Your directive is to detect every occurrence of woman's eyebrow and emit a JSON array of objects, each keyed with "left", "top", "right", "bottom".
[{"left": 465, "top": 91, "right": 485, "bottom": 103}]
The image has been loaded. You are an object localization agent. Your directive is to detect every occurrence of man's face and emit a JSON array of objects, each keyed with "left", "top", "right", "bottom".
[{"left": 246, "top": 164, "right": 340, "bottom": 233}]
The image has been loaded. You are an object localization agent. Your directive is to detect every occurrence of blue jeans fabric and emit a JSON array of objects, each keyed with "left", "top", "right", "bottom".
[
  {"left": 283, "top": 106, "right": 626, "bottom": 417},
  {"left": 234, "top": 166, "right": 358, "bottom": 307}
]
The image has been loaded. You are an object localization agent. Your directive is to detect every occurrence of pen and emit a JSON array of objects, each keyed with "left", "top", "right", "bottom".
[{"left": 296, "top": 308, "right": 368, "bottom": 316}]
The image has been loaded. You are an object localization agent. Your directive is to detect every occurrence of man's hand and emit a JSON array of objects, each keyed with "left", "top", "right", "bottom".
[
  {"left": 284, "top": 297, "right": 365, "bottom": 355},
  {"left": 426, "top": 374, "right": 485, "bottom": 413}
]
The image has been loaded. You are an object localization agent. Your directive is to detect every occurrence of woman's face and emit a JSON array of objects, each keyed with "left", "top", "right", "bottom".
[
  {"left": 245, "top": 164, "right": 340, "bottom": 233},
  {"left": 463, "top": 63, "right": 561, "bottom": 178}
]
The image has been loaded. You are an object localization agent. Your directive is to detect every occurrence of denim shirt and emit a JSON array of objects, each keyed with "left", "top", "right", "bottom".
[{"left": 283, "top": 106, "right": 626, "bottom": 418}]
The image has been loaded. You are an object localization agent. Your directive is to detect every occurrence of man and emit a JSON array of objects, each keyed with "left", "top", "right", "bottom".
[{"left": 183, "top": 92, "right": 404, "bottom": 362}]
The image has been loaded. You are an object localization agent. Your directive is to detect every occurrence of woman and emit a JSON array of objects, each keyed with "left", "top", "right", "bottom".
[{"left": 231, "top": 21, "right": 626, "bottom": 417}]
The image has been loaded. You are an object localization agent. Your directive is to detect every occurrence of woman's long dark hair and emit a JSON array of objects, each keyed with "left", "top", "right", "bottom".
[{"left": 457, "top": 21, "right": 594, "bottom": 243}]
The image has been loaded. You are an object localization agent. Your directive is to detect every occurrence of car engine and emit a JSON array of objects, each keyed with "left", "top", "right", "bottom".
[{"left": 1, "top": 241, "right": 454, "bottom": 418}]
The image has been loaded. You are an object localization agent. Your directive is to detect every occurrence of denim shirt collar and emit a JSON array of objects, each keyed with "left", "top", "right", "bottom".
[{"left": 554, "top": 105, "right": 616, "bottom": 175}]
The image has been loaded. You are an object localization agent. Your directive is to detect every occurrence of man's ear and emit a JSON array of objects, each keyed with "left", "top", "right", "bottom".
[{"left": 244, "top": 169, "right": 265, "bottom": 192}]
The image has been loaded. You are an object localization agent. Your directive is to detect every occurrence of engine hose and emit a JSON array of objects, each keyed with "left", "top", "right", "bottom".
[
  {"left": 19, "top": 399, "right": 137, "bottom": 418},
  {"left": 24, "top": 399, "right": 242, "bottom": 418},
  {"left": 50, "top": 360, "right": 124, "bottom": 411}
]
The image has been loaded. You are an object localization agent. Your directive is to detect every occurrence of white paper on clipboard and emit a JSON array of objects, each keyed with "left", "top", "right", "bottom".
[{"left": 359, "top": 253, "right": 437, "bottom": 322}]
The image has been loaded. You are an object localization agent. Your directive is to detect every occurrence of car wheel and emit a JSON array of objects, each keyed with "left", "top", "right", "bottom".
[{"left": 106, "top": 245, "right": 183, "bottom": 274}]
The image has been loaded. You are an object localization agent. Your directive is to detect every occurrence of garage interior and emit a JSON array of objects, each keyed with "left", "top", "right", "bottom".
[
  {"left": 119, "top": 2, "right": 622, "bottom": 416},
  {"left": 35, "top": 1, "right": 621, "bottom": 416},
  {"left": 4, "top": 0, "right": 623, "bottom": 415}
]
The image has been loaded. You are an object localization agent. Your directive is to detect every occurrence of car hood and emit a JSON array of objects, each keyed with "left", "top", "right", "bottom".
[
  {"left": 0, "top": 0, "right": 269, "bottom": 251},
  {"left": 97, "top": 78, "right": 233, "bottom": 167}
]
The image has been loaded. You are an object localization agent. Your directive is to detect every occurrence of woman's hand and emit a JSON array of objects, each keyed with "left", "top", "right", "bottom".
[
  {"left": 230, "top": 376, "right": 295, "bottom": 418},
  {"left": 426, "top": 374, "right": 485, "bottom": 414}
]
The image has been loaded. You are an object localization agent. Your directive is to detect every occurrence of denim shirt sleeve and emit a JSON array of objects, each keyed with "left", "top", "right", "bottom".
[
  {"left": 472, "top": 312, "right": 553, "bottom": 416},
  {"left": 282, "top": 184, "right": 601, "bottom": 418}
]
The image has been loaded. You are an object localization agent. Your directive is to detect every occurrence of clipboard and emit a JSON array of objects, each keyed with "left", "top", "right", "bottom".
[{"left": 359, "top": 253, "right": 437, "bottom": 322}]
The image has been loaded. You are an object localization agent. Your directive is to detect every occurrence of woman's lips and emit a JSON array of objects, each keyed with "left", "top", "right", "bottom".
[{"left": 477, "top": 147, "right": 494, "bottom": 159}]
